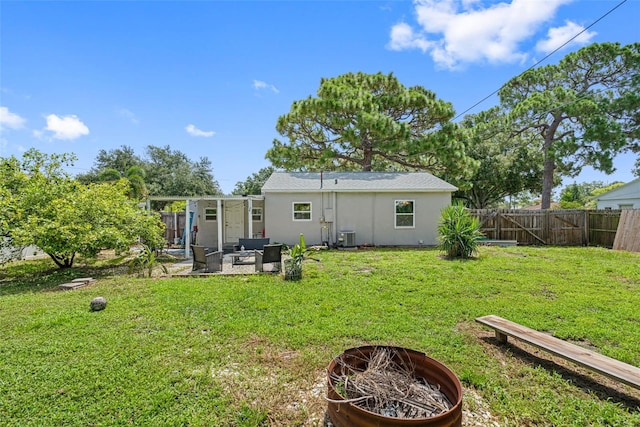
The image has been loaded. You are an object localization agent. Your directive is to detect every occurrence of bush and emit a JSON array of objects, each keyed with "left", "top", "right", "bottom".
[{"left": 437, "top": 204, "right": 483, "bottom": 259}]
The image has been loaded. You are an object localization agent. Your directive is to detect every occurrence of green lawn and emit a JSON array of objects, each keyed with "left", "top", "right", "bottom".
[{"left": 1, "top": 246, "right": 639, "bottom": 426}]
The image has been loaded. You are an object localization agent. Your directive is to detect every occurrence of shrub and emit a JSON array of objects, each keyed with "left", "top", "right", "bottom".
[{"left": 437, "top": 204, "right": 483, "bottom": 259}]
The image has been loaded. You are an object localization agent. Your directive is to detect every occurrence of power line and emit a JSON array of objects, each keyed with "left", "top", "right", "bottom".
[{"left": 453, "top": 0, "right": 628, "bottom": 121}]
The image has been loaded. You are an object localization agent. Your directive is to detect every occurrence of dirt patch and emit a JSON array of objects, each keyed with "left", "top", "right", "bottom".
[{"left": 211, "top": 336, "right": 504, "bottom": 426}]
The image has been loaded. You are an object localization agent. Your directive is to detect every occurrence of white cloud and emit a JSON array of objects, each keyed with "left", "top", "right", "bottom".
[
  {"left": 185, "top": 124, "right": 215, "bottom": 137},
  {"left": 388, "top": 0, "right": 573, "bottom": 69},
  {"left": 388, "top": 22, "right": 434, "bottom": 52},
  {"left": 0, "top": 106, "right": 26, "bottom": 130},
  {"left": 42, "top": 114, "right": 89, "bottom": 140},
  {"left": 117, "top": 108, "right": 140, "bottom": 125},
  {"left": 253, "top": 80, "right": 279, "bottom": 94},
  {"left": 536, "top": 20, "right": 596, "bottom": 54}
]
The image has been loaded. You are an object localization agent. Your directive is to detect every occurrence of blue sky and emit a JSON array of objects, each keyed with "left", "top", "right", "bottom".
[{"left": 1, "top": 0, "right": 638, "bottom": 194}]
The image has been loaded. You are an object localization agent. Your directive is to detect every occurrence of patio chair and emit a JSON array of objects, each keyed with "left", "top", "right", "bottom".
[
  {"left": 191, "top": 245, "right": 223, "bottom": 273},
  {"left": 255, "top": 244, "right": 283, "bottom": 272}
]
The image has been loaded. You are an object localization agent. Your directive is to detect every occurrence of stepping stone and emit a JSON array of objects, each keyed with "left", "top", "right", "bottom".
[
  {"left": 58, "top": 277, "right": 96, "bottom": 290},
  {"left": 58, "top": 282, "right": 87, "bottom": 290},
  {"left": 72, "top": 277, "right": 95, "bottom": 284}
]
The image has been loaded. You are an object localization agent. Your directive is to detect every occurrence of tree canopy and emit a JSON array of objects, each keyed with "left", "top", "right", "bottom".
[
  {"left": 265, "top": 72, "right": 477, "bottom": 181},
  {"left": 499, "top": 42, "right": 640, "bottom": 209},
  {"left": 453, "top": 107, "right": 545, "bottom": 208},
  {"left": 78, "top": 145, "right": 222, "bottom": 198},
  {"left": 232, "top": 167, "right": 275, "bottom": 195},
  {"left": 98, "top": 165, "right": 148, "bottom": 200},
  {"left": 144, "top": 145, "right": 221, "bottom": 197},
  {"left": 558, "top": 181, "right": 626, "bottom": 209},
  {"left": 77, "top": 145, "right": 144, "bottom": 184},
  {"left": 1, "top": 150, "right": 166, "bottom": 268}
]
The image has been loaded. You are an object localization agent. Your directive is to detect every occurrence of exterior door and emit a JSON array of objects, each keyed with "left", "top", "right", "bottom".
[{"left": 224, "top": 201, "right": 244, "bottom": 244}]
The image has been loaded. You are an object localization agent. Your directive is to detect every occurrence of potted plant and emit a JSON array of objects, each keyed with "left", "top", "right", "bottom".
[{"left": 284, "top": 233, "right": 307, "bottom": 281}]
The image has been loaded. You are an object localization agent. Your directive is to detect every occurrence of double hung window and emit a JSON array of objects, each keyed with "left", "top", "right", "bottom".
[{"left": 395, "top": 200, "right": 414, "bottom": 228}]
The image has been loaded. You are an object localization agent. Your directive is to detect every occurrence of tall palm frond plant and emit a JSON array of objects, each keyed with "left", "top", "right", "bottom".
[{"left": 437, "top": 203, "right": 484, "bottom": 259}]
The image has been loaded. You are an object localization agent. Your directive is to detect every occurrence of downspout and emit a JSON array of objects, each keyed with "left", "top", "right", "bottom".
[
  {"left": 217, "top": 199, "right": 223, "bottom": 251},
  {"left": 248, "top": 197, "right": 253, "bottom": 238},
  {"left": 333, "top": 191, "right": 338, "bottom": 245}
]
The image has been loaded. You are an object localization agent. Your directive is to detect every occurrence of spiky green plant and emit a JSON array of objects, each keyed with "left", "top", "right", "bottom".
[
  {"left": 437, "top": 203, "right": 483, "bottom": 259},
  {"left": 128, "top": 244, "right": 168, "bottom": 277}
]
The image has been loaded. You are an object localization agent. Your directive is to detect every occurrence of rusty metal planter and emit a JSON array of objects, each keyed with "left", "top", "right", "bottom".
[{"left": 327, "top": 346, "right": 463, "bottom": 427}]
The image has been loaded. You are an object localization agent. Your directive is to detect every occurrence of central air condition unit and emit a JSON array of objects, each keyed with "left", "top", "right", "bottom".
[{"left": 339, "top": 231, "right": 356, "bottom": 248}]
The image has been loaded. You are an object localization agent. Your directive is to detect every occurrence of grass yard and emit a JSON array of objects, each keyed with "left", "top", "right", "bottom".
[{"left": 1, "top": 246, "right": 639, "bottom": 426}]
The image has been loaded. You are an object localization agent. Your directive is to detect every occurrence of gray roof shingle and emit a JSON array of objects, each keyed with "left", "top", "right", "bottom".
[{"left": 262, "top": 172, "right": 457, "bottom": 192}]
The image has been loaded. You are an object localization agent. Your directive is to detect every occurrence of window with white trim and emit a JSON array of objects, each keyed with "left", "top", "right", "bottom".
[
  {"left": 252, "top": 207, "right": 263, "bottom": 221},
  {"left": 204, "top": 208, "right": 217, "bottom": 221},
  {"left": 618, "top": 204, "right": 633, "bottom": 209},
  {"left": 293, "top": 202, "right": 312, "bottom": 221},
  {"left": 395, "top": 200, "right": 415, "bottom": 228}
]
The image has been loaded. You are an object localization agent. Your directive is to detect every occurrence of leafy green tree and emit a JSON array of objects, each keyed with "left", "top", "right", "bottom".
[
  {"left": 143, "top": 145, "right": 222, "bottom": 197},
  {"left": 454, "top": 108, "right": 545, "bottom": 208},
  {"left": 266, "top": 72, "right": 477, "bottom": 181},
  {"left": 499, "top": 42, "right": 640, "bottom": 209},
  {"left": 79, "top": 145, "right": 222, "bottom": 204},
  {"left": 2, "top": 150, "right": 165, "bottom": 269},
  {"left": 565, "top": 181, "right": 626, "bottom": 209},
  {"left": 504, "top": 191, "right": 543, "bottom": 209},
  {"left": 99, "top": 165, "right": 148, "bottom": 200},
  {"left": 591, "top": 181, "right": 625, "bottom": 199},
  {"left": 0, "top": 155, "right": 29, "bottom": 263},
  {"left": 165, "top": 201, "right": 186, "bottom": 213},
  {"left": 77, "top": 145, "right": 143, "bottom": 184},
  {"left": 559, "top": 181, "right": 605, "bottom": 209},
  {"left": 232, "top": 167, "right": 275, "bottom": 195}
]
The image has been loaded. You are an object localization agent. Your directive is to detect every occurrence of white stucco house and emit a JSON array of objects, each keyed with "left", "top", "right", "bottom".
[
  {"left": 596, "top": 178, "right": 640, "bottom": 209},
  {"left": 261, "top": 171, "right": 456, "bottom": 248},
  {"left": 163, "top": 171, "right": 457, "bottom": 257}
]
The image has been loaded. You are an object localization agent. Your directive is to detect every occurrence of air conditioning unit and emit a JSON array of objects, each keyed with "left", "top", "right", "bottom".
[{"left": 339, "top": 231, "right": 356, "bottom": 248}]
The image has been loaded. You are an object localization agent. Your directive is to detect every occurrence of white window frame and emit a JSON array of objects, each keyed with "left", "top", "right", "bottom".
[
  {"left": 618, "top": 204, "right": 633, "bottom": 209},
  {"left": 252, "top": 207, "right": 263, "bottom": 221},
  {"left": 293, "top": 202, "right": 312, "bottom": 221},
  {"left": 204, "top": 207, "right": 217, "bottom": 221},
  {"left": 394, "top": 200, "right": 415, "bottom": 229}
]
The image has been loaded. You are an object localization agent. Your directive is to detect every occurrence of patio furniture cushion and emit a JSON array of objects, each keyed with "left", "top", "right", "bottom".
[{"left": 234, "top": 238, "right": 270, "bottom": 251}]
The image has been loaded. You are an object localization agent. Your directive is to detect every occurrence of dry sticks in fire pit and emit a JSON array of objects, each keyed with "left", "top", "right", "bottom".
[{"left": 327, "top": 347, "right": 453, "bottom": 419}]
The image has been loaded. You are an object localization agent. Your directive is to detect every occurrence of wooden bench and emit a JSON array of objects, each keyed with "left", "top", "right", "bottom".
[{"left": 476, "top": 315, "right": 640, "bottom": 390}]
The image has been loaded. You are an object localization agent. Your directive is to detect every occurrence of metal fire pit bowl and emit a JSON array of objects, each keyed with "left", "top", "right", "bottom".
[{"left": 326, "top": 345, "right": 463, "bottom": 427}]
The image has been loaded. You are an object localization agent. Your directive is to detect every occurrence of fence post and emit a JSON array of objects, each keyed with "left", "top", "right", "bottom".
[
  {"left": 583, "top": 211, "right": 589, "bottom": 246},
  {"left": 542, "top": 210, "right": 548, "bottom": 245}
]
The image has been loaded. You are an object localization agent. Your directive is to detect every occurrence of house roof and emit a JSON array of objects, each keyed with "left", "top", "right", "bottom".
[
  {"left": 261, "top": 171, "right": 457, "bottom": 193},
  {"left": 596, "top": 178, "right": 640, "bottom": 201}
]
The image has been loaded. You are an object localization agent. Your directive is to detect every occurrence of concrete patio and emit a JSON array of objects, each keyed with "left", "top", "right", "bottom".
[{"left": 165, "top": 253, "right": 281, "bottom": 277}]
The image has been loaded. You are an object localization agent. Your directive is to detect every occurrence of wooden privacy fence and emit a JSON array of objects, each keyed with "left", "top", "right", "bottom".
[
  {"left": 468, "top": 209, "right": 622, "bottom": 248},
  {"left": 613, "top": 209, "right": 640, "bottom": 252}
]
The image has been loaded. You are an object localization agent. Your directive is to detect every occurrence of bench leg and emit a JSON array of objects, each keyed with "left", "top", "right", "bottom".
[{"left": 496, "top": 331, "right": 508, "bottom": 343}]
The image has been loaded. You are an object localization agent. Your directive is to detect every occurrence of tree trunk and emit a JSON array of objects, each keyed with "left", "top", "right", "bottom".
[
  {"left": 362, "top": 138, "right": 373, "bottom": 171},
  {"left": 540, "top": 115, "right": 562, "bottom": 210},
  {"left": 48, "top": 253, "right": 74, "bottom": 269},
  {"left": 541, "top": 154, "right": 555, "bottom": 210}
]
